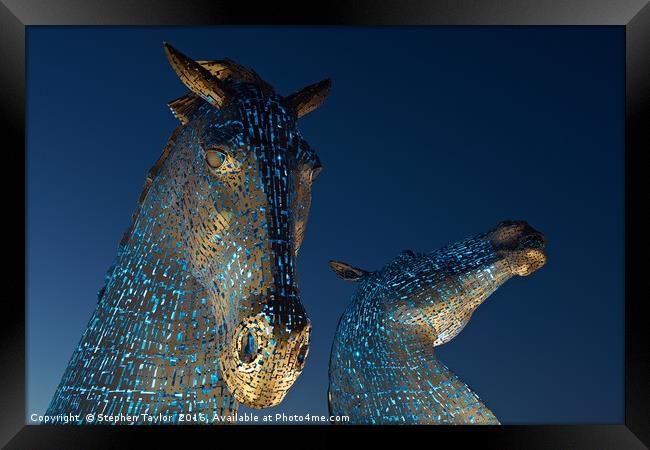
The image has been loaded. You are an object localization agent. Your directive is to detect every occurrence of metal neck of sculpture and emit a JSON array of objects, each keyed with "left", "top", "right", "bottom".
[
  {"left": 328, "top": 221, "right": 546, "bottom": 424},
  {"left": 47, "top": 44, "right": 330, "bottom": 422}
]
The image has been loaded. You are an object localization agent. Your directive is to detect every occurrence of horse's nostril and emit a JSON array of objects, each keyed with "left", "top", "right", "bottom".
[
  {"left": 296, "top": 343, "right": 308, "bottom": 367},
  {"left": 522, "top": 238, "right": 540, "bottom": 249},
  {"left": 520, "top": 232, "right": 545, "bottom": 249},
  {"left": 239, "top": 330, "right": 259, "bottom": 364}
]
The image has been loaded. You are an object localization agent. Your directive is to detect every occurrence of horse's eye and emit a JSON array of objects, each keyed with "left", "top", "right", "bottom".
[{"left": 206, "top": 149, "right": 227, "bottom": 169}]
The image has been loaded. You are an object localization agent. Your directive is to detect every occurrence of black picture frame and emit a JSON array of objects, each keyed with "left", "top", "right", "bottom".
[{"left": 2, "top": 1, "right": 648, "bottom": 448}]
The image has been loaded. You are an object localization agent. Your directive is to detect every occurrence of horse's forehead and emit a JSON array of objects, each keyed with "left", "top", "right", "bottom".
[
  {"left": 190, "top": 93, "right": 321, "bottom": 167},
  {"left": 201, "top": 95, "right": 295, "bottom": 138},
  {"left": 238, "top": 96, "right": 294, "bottom": 135},
  {"left": 232, "top": 86, "right": 286, "bottom": 115}
]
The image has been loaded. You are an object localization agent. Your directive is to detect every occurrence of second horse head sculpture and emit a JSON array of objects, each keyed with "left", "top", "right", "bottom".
[{"left": 328, "top": 221, "right": 546, "bottom": 424}]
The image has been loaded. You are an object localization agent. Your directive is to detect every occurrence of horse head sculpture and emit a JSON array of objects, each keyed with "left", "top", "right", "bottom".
[
  {"left": 47, "top": 43, "right": 329, "bottom": 421},
  {"left": 328, "top": 221, "right": 546, "bottom": 424}
]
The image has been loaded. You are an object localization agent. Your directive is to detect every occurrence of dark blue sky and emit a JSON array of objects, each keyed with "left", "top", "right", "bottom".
[{"left": 27, "top": 26, "right": 624, "bottom": 424}]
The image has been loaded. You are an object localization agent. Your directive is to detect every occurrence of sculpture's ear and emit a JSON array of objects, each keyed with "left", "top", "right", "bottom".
[
  {"left": 284, "top": 78, "right": 331, "bottom": 118},
  {"left": 329, "top": 260, "right": 369, "bottom": 282},
  {"left": 168, "top": 93, "right": 203, "bottom": 125}
]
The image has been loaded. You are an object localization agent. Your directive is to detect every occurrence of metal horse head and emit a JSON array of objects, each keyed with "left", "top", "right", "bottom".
[
  {"left": 46, "top": 45, "right": 329, "bottom": 421},
  {"left": 161, "top": 44, "right": 329, "bottom": 407},
  {"left": 327, "top": 221, "right": 546, "bottom": 423}
]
